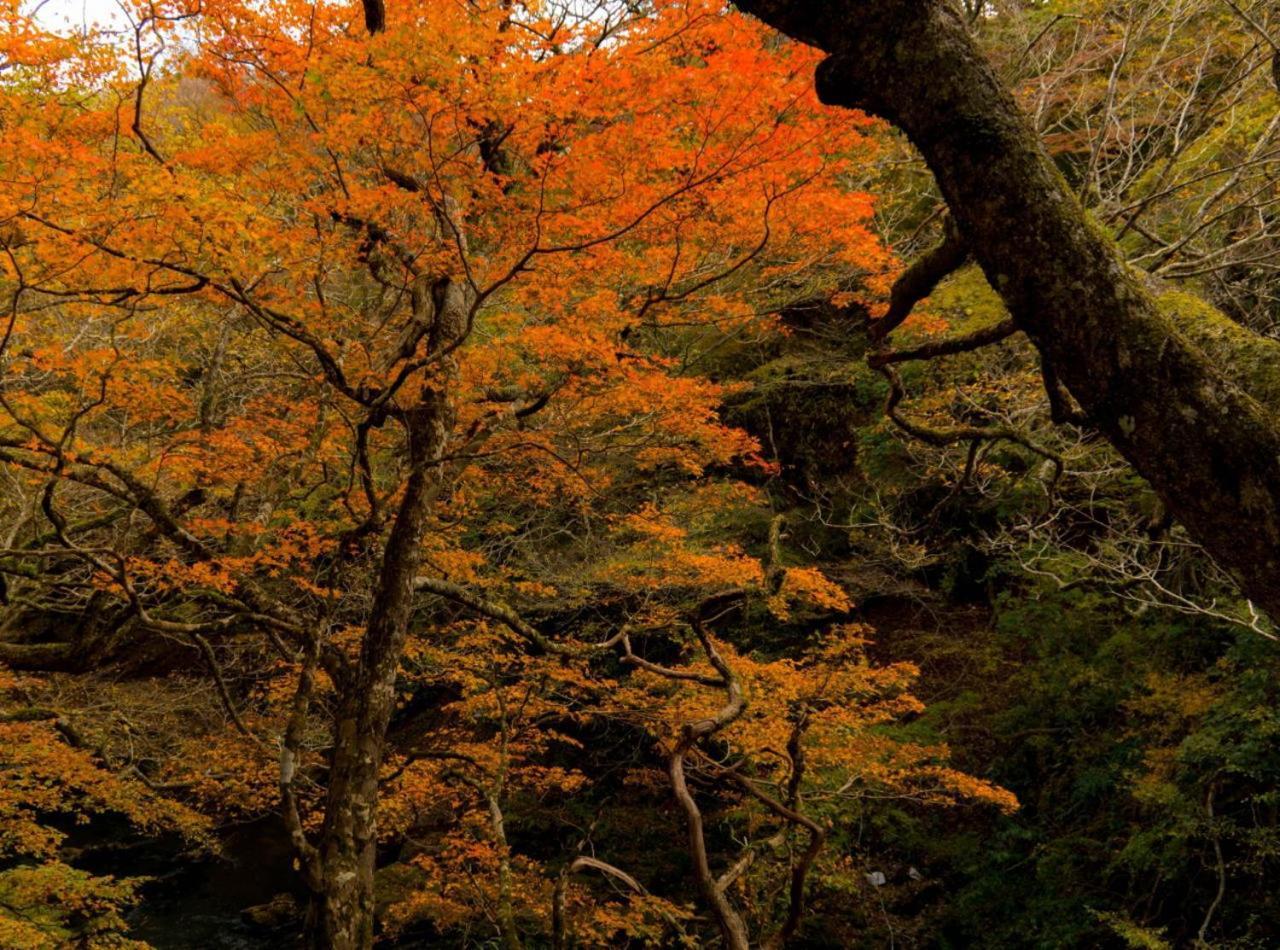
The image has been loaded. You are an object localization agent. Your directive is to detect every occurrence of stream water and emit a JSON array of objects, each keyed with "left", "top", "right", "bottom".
[{"left": 121, "top": 817, "right": 301, "bottom": 949}]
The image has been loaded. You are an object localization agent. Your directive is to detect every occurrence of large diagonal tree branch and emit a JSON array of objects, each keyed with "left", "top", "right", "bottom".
[{"left": 736, "top": 0, "right": 1280, "bottom": 620}]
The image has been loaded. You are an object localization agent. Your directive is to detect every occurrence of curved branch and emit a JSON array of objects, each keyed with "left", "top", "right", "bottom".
[
  {"left": 667, "top": 609, "right": 751, "bottom": 950},
  {"left": 868, "top": 317, "right": 1018, "bottom": 367},
  {"left": 874, "top": 215, "right": 968, "bottom": 340},
  {"left": 878, "top": 363, "right": 1064, "bottom": 489}
]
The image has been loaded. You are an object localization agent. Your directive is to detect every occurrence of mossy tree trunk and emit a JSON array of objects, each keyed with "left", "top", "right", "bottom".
[{"left": 737, "top": 0, "right": 1280, "bottom": 619}]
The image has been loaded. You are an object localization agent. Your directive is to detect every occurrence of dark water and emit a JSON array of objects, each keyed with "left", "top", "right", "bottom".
[{"left": 124, "top": 817, "right": 301, "bottom": 949}]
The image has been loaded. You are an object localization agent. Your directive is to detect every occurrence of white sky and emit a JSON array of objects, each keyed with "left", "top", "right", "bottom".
[{"left": 30, "top": 0, "right": 126, "bottom": 33}]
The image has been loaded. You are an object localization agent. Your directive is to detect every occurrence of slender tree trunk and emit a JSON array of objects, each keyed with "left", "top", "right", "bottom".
[
  {"left": 304, "top": 274, "right": 470, "bottom": 948},
  {"left": 307, "top": 395, "right": 450, "bottom": 949},
  {"left": 737, "top": 0, "right": 1280, "bottom": 619}
]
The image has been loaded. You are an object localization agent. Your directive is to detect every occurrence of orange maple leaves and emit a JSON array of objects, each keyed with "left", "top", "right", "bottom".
[{"left": 0, "top": 1, "right": 1012, "bottom": 944}]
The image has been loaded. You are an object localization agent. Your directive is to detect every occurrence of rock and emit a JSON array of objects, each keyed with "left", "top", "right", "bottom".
[{"left": 240, "top": 893, "right": 299, "bottom": 930}]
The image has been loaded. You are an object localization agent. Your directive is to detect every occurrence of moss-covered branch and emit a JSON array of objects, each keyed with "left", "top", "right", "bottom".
[{"left": 738, "top": 0, "right": 1280, "bottom": 619}]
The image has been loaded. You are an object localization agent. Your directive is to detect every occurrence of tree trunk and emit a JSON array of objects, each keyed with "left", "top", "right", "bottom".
[
  {"left": 736, "top": 0, "right": 1280, "bottom": 619},
  {"left": 306, "top": 395, "right": 450, "bottom": 949},
  {"left": 304, "top": 273, "right": 469, "bottom": 948},
  {"left": 306, "top": 690, "right": 382, "bottom": 950}
]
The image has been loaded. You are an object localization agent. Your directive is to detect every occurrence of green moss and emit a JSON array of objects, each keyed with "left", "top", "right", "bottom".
[
  {"left": 1156, "top": 287, "right": 1280, "bottom": 413},
  {"left": 923, "top": 264, "right": 1009, "bottom": 336},
  {"left": 926, "top": 260, "right": 1280, "bottom": 422}
]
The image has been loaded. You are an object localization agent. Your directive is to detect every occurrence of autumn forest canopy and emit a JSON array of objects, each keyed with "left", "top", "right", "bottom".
[{"left": 0, "top": 0, "right": 1278, "bottom": 947}]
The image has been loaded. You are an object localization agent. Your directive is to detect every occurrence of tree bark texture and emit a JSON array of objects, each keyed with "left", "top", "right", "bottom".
[
  {"left": 737, "top": 0, "right": 1280, "bottom": 618},
  {"left": 306, "top": 276, "right": 470, "bottom": 950}
]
